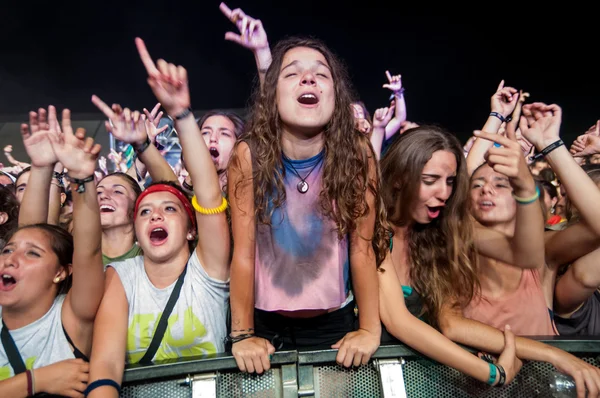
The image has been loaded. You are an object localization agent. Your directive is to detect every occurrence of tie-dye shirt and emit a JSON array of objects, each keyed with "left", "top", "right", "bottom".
[{"left": 254, "top": 150, "right": 350, "bottom": 311}]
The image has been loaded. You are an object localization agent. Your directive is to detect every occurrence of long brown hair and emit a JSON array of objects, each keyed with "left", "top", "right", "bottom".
[
  {"left": 229, "top": 36, "right": 388, "bottom": 265},
  {"left": 380, "top": 126, "right": 479, "bottom": 327}
]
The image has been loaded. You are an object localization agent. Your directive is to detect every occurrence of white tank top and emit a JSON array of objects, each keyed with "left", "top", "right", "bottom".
[
  {"left": 0, "top": 295, "right": 75, "bottom": 380},
  {"left": 109, "top": 249, "right": 229, "bottom": 364}
]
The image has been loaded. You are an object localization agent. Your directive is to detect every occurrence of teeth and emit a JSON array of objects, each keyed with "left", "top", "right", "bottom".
[
  {"left": 482, "top": 201, "right": 493, "bottom": 206},
  {"left": 300, "top": 93, "right": 317, "bottom": 99},
  {"left": 3, "top": 275, "right": 12, "bottom": 279},
  {"left": 100, "top": 205, "right": 116, "bottom": 211},
  {"left": 152, "top": 228, "right": 164, "bottom": 232}
]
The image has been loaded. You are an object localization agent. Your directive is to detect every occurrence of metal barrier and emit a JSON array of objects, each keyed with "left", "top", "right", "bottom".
[{"left": 121, "top": 338, "right": 600, "bottom": 397}]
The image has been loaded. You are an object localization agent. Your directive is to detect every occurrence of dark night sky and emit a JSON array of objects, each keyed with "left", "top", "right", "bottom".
[{"left": 0, "top": 2, "right": 597, "bottom": 143}]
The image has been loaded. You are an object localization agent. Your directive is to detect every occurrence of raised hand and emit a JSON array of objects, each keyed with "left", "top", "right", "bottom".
[
  {"left": 382, "top": 71, "right": 403, "bottom": 94},
  {"left": 47, "top": 110, "right": 101, "bottom": 179},
  {"left": 372, "top": 103, "right": 395, "bottom": 130},
  {"left": 474, "top": 122, "right": 536, "bottom": 196},
  {"left": 570, "top": 134, "right": 600, "bottom": 157},
  {"left": 98, "top": 156, "right": 108, "bottom": 175},
  {"left": 20, "top": 106, "right": 62, "bottom": 168},
  {"left": 399, "top": 120, "right": 419, "bottom": 135},
  {"left": 491, "top": 80, "right": 519, "bottom": 119},
  {"left": 220, "top": 3, "right": 269, "bottom": 52},
  {"left": 519, "top": 102, "right": 562, "bottom": 150},
  {"left": 92, "top": 95, "right": 148, "bottom": 146},
  {"left": 3, "top": 145, "right": 12, "bottom": 153},
  {"left": 135, "top": 38, "right": 190, "bottom": 117},
  {"left": 143, "top": 102, "right": 168, "bottom": 143}
]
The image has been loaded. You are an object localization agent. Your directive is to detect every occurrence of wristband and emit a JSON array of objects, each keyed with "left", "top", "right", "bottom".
[
  {"left": 531, "top": 139, "right": 564, "bottom": 161},
  {"left": 26, "top": 370, "right": 33, "bottom": 396},
  {"left": 487, "top": 362, "right": 497, "bottom": 385},
  {"left": 490, "top": 112, "right": 506, "bottom": 123},
  {"left": 84, "top": 379, "right": 121, "bottom": 396},
  {"left": 53, "top": 171, "right": 65, "bottom": 186},
  {"left": 225, "top": 333, "right": 255, "bottom": 345},
  {"left": 512, "top": 186, "right": 540, "bottom": 205},
  {"left": 67, "top": 174, "right": 95, "bottom": 193},
  {"left": 174, "top": 107, "right": 193, "bottom": 120},
  {"left": 388, "top": 87, "right": 405, "bottom": 101},
  {"left": 134, "top": 136, "right": 152, "bottom": 156},
  {"left": 494, "top": 364, "right": 506, "bottom": 387}
]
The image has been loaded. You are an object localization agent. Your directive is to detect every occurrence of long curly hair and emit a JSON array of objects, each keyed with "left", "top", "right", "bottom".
[
  {"left": 380, "top": 126, "right": 479, "bottom": 328},
  {"left": 229, "top": 36, "right": 389, "bottom": 266}
]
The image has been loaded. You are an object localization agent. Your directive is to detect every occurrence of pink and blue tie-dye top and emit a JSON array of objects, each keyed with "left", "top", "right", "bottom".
[{"left": 254, "top": 150, "right": 350, "bottom": 311}]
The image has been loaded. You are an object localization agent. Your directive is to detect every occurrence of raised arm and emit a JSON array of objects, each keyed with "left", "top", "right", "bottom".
[
  {"left": 382, "top": 71, "right": 406, "bottom": 140},
  {"left": 3, "top": 145, "right": 29, "bottom": 169},
  {"left": 521, "top": 103, "right": 600, "bottom": 236},
  {"left": 554, "top": 246, "right": 600, "bottom": 316},
  {"left": 220, "top": 2, "right": 271, "bottom": 87},
  {"left": 379, "top": 260, "right": 522, "bottom": 386},
  {"left": 466, "top": 81, "right": 519, "bottom": 175},
  {"left": 370, "top": 103, "right": 395, "bottom": 160},
  {"left": 472, "top": 130, "right": 545, "bottom": 269},
  {"left": 18, "top": 107, "right": 62, "bottom": 226},
  {"left": 48, "top": 116, "right": 105, "bottom": 336},
  {"left": 439, "top": 304, "right": 600, "bottom": 397},
  {"left": 91, "top": 96, "right": 178, "bottom": 184},
  {"left": 135, "top": 37, "right": 230, "bottom": 280}
]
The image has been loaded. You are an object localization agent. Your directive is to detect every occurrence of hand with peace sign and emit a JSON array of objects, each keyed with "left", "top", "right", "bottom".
[
  {"left": 491, "top": 80, "right": 519, "bottom": 119},
  {"left": 135, "top": 38, "right": 190, "bottom": 118},
  {"left": 143, "top": 102, "right": 169, "bottom": 143},
  {"left": 474, "top": 125, "right": 536, "bottom": 197}
]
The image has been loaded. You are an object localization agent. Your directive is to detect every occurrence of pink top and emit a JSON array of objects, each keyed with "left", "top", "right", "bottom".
[{"left": 463, "top": 268, "right": 558, "bottom": 336}]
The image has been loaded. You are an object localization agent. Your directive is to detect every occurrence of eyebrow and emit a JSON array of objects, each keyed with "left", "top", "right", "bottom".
[
  {"left": 16, "top": 183, "right": 27, "bottom": 189},
  {"left": 281, "top": 60, "right": 331, "bottom": 72},
  {"left": 139, "top": 200, "right": 182, "bottom": 210},
  {"left": 472, "top": 176, "right": 509, "bottom": 182},
  {"left": 98, "top": 184, "right": 128, "bottom": 190},
  {"left": 27, "top": 243, "right": 47, "bottom": 253},
  {"left": 422, "top": 174, "right": 456, "bottom": 178}
]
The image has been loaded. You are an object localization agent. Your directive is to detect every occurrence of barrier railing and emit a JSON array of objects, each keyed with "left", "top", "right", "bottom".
[{"left": 121, "top": 337, "right": 600, "bottom": 397}]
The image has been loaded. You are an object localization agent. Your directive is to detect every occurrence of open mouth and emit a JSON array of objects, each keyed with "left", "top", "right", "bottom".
[
  {"left": 297, "top": 93, "right": 319, "bottom": 105},
  {"left": 479, "top": 200, "right": 495, "bottom": 209},
  {"left": 100, "top": 205, "right": 116, "bottom": 213},
  {"left": 149, "top": 227, "right": 169, "bottom": 245},
  {"left": 209, "top": 147, "right": 220, "bottom": 161},
  {"left": 426, "top": 206, "right": 443, "bottom": 219},
  {"left": 1, "top": 274, "right": 16, "bottom": 291}
]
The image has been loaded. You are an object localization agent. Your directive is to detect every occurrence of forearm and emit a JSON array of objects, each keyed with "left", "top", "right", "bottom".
[
  {"left": 230, "top": 257, "right": 255, "bottom": 332},
  {"left": 351, "top": 255, "right": 381, "bottom": 334},
  {"left": 70, "top": 179, "right": 104, "bottom": 320},
  {"left": 47, "top": 181, "right": 62, "bottom": 225},
  {"left": 370, "top": 127, "right": 385, "bottom": 160},
  {"left": 137, "top": 144, "right": 178, "bottom": 183},
  {"left": 384, "top": 93, "right": 406, "bottom": 140},
  {"left": 0, "top": 373, "right": 29, "bottom": 398},
  {"left": 88, "top": 358, "right": 122, "bottom": 398},
  {"left": 466, "top": 116, "right": 503, "bottom": 175},
  {"left": 510, "top": 188, "right": 545, "bottom": 268},
  {"left": 174, "top": 114, "right": 222, "bottom": 207},
  {"left": 19, "top": 166, "right": 53, "bottom": 226},
  {"left": 254, "top": 47, "right": 272, "bottom": 88}
]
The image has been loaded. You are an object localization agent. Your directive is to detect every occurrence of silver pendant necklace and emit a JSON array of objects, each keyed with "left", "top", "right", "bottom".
[{"left": 283, "top": 154, "right": 323, "bottom": 194}]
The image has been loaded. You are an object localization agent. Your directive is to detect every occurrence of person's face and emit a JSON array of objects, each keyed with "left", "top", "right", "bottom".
[
  {"left": 96, "top": 175, "right": 137, "bottom": 229},
  {"left": 410, "top": 150, "right": 457, "bottom": 224},
  {"left": 470, "top": 164, "right": 517, "bottom": 225},
  {"left": 201, "top": 115, "right": 237, "bottom": 172},
  {"left": 276, "top": 46, "right": 335, "bottom": 137}
]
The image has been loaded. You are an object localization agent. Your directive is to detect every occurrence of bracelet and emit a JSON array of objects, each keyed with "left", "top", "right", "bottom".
[
  {"left": 225, "top": 333, "right": 256, "bottom": 345},
  {"left": 191, "top": 195, "right": 228, "bottom": 215},
  {"left": 84, "top": 379, "right": 121, "bottom": 396},
  {"left": 512, "top": 186, "right": 540, "bottom": 205},
  {"left": 134, "top": 136, "right": 152, "bottom": 156},
  {"left": 232, "top": 328, "right": 255, "bottom": 333},
  {"left": 53, "top": 171, "right": 64, "bottom": 186},
  {"left": 68, "top": 174, "right": 95, "bottom": 193},
  {"left": 174, "top": 107, "right": 193, "bottom": 120},
  {"left": 258, "top": 68, "right": 268, "bottom": 74},
  {"left": 532, "top": 139, "right": 564, "bottom": 161},
  {"left": 182, "top": 180, "right": 193, "bottom": 191},
  {"left": 26, "top": 370, "right": 33, "bottom": 396},
  {"left": 388, "top": 87, "right": 405, "bottom": 101},
  {"left": 487, "top": 362, "right": 497, "bottom": 385},
  {"left": 494, "top": 364, "right": 506, "bottom": 387},
  {"left": 490, "top": 112, "right": 506, "bottom": 123}
]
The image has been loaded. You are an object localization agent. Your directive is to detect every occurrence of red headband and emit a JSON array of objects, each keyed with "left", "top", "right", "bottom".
[{"left": 134, "top": 184, "right": 196, "bottom": 230}]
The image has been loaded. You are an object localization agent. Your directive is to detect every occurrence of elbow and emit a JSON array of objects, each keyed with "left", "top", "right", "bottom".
[
  {"left": 573, "top": 265, "right": 600, "bottom": 290},
  {"left": 438, "top": 314, "right": 460, "bottom": 341}
]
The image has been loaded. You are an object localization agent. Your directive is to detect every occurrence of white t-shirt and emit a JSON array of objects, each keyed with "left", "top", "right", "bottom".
[
  {"left": 0, "top": 295, "right": 75, "bottom": 380},
  {"left": 109, "top": 249, "right": 229, "bottom": 364}
]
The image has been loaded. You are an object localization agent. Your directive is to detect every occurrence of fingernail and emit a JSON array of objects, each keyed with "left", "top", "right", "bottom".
[
  {"left": 494, "top": 143, "right": 502, "bottom": 147},
  {"left": 505, "top": 324, "right": 511, "bottom": 330},
  {"left": 269, "top": 354, "right": 273, "bottom": 361}
]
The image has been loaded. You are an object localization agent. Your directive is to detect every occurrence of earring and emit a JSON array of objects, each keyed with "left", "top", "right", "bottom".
[
  {"left": 54, "top": 277, "right": 61, "bottom": 283},
  {"left": 551, "top": 206, "right": 555, "bottom": 214},
  {"left": 187, "top": 233, "right": 194, "bottom": 240}
]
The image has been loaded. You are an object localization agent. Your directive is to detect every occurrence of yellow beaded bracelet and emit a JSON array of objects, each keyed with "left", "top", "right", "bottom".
[{"left": 191, "top": 195, "right": 228, "bottom": 215}]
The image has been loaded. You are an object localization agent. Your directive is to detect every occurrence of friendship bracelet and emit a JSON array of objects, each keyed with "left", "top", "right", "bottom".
[
  {"left": 134, "top": 136, "right": 152, "bottom": 156},
  {"left": 487, "top": 363, "right": 497, "bottom": 385},
  {"left": 182, "top": 180, "right": 193, "bottom": 191},
  {"left": 495, "top": 364, "right": 506, "bottom": 387},
  {"left": 225, "top": 333, "right": 256, "bottom": 345},
  {"left": 52, "top": 171, "right": 65, "bottom": 186},
  {"left": 512, "top": 186, "right": 540, "bottom": 205},
  {"left": 231, "top": 328, "right": 255, "bottom": 333},
  {"left": 83, "top": 379, "right": 121, "bottom": 397},
  {"left": 388, "top": 87, "right": 406, "bottom": 101},
  {"left": 532, "top": 139, "right": 564, "bottom": 161},
  {"left": 191, "top": 195, "right": 228, "bottom": 215},
  {"left": 26, "top": 370, "right": 33, "bottom": 396},
  {"left": 67, "top": 174, "right": 95, "bottom": 193},
  {"left": 174, "top": 107, "right": 193, "bottom": 121},
  {"left": 489, "top": 112, "right": 506, "bottom": 123}
]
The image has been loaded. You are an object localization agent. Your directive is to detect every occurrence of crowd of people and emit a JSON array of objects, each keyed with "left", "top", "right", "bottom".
[{"left": 0, "top": 3, "right": 599, "bottom": 397}]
